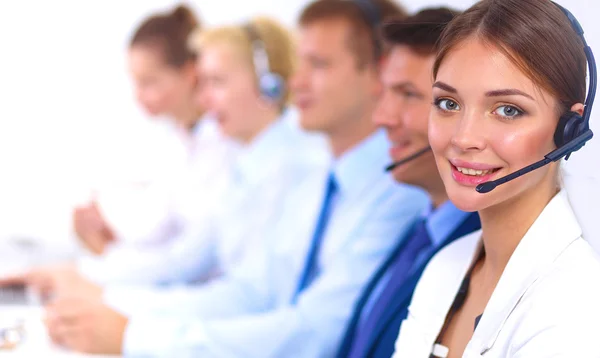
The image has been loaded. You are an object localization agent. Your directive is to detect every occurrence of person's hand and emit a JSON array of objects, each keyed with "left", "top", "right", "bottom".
[
  {"left": 73, "top": 201, "right": 116, "bottom": 255},
  {"left": 0, "top": 263, "right": 102, "bottom": 301},
  {"left": 45, "top": 297, "right": 127, "bottom": 354}
]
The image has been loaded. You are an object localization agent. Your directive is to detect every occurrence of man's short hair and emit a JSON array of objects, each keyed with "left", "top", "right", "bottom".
[
  {"left": 299, "top": 0, "right": 408, "bottom": 68},
  {"left": 382, "top": 7, "right": 460, "bottom": 56}
]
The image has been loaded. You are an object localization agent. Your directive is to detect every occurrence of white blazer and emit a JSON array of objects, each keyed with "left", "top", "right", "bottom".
[{"left": 393, "top": 190, "right": 600, "bottom": 357}]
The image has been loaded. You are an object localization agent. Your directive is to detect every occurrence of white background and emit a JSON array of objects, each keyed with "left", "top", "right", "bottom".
[{"left": 0, "top": 0, "right": 597, "bottom": 248}]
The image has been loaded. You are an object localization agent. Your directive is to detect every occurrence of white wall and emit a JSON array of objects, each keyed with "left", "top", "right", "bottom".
[{"left": 0, "top": 0, "right": 597, "bottom": 248}]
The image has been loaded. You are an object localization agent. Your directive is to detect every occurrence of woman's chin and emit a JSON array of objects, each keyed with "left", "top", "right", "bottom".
[{"left": 446, "top": 185, "right": 489, "bottom": 213}]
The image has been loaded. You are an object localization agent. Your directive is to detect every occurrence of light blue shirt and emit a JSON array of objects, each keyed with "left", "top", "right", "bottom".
[
  {"left": 105, "top": 129, "right": 428, "bottom": 358},
  {"left": 417, "top": 200, "right": 470, "bottom": 271},
  {"left": 83, "top": 113, "right": 329, "bottom": 285}
]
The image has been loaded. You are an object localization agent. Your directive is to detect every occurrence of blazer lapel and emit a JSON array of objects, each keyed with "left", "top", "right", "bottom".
[
  {"left": 365, "top": 212, "right": 481, "bottom": 356},
  {"left": 468, "top": 191, "right": 581, "bottom": 354}
]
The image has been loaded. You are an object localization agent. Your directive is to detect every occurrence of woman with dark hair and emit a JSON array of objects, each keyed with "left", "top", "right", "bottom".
[
  {"left": 61, "top": 5, "right": 237, "bottom": 285},
  {"left": 128, "top": 4, "right": 202, "bottom": 129},
  {"left": 393, "top": 0, "right": 600, "bottom": 357},
  {"left": 72, "top": 4, "right": 225, "bottom": 256}
]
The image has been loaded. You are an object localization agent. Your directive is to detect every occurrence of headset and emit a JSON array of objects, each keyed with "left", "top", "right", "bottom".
[
  {"left": 476, "top": 2, "right": 596, "bottom": 193},
  {"left": 383, "top": 2, "right": 596, "bottom": 193},
  {"left": 552, "top": 2, "right": 596, "bottom": 155},
  {"left": 243, "top": 23, "right": 285, "bottom": 103}
]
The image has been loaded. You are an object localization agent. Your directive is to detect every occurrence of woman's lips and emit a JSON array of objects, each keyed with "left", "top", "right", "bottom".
[{"left": 449, "top": 160, "right": 502, "bottom": 186}]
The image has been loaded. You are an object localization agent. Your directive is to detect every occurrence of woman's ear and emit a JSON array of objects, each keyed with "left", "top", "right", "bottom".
[{"left": 570, "top": 102, "right": 585, "bottom": 116}]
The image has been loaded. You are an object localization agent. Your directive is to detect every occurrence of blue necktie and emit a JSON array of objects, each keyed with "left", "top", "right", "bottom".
[
  {"left": 292, "top": 173, "right": 338, "bottom": 303},
  {"left": 348, "top": 218, "right": 432, "bottom": 357}
]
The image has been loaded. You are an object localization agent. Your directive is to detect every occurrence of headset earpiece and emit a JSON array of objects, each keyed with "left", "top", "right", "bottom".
[
  {"left": 259, "top": 72, "right": 285, "bottom": 103},
  {"left": 554, "top": 111, "right": 584, "bottom": 148}
]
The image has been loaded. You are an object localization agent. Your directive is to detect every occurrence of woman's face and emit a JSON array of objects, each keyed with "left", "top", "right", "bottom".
[
  {"left": 428, "top": 37, "right": 561, "bottom": 212},
  {"left": 199, "top": 43, "right": 269, "bottom": 142},
  {"left": 128, "top": 45, "right": 197, "bottom": 119}
]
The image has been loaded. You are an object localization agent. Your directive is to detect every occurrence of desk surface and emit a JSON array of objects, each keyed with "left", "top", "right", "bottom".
[{"left": 0, "top": 305, "right": 119, "bottom": 358}]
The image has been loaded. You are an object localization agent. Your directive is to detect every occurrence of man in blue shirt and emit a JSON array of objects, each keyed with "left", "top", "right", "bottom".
[
  {"left": 40, "top": 1, "right": 429, "bottom": 356},
  {"left": 336, "top": 8, "right": 482, "bottom": 358}
]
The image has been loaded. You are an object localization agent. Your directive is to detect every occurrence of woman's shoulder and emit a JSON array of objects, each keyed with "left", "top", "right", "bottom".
[
  {"left": 503, "top": 238, "right": 600, "bottom": 355},
  {"left": 536, "top": 237, "right": 600, "bottom": 297}
]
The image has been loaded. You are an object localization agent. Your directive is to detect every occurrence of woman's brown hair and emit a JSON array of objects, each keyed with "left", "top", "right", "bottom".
[
  {"left": 433, "top": 0, "right": 587, "bottom": 115},
  {"left": 130, "top": 4, "right": 199, "bottom": 68}
]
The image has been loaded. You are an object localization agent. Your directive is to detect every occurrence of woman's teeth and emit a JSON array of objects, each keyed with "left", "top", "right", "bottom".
[{"left": 456, "top": 166, "right": 495, "bottom": 176}]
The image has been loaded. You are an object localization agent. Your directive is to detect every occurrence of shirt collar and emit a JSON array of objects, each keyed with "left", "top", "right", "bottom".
[
  {"left": 330, "top": 129, "right": 390, "bottom": 196},
  {"left": 191, "top": 115, "right": 220, "bottom": 141},
  {"left": 425, "top": 200, "right": 471, "bottom": 249}
]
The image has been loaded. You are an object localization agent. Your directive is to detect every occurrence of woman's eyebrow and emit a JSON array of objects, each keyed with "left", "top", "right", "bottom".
[
  {"left": 433, "top": 82, "right": 535, "bottom": 101},
  {"left": 432, "top": 81, "right": 457, "bottom": 93},
  {"left": 485, "top": 88, "right": 534, "bottom": 100}
]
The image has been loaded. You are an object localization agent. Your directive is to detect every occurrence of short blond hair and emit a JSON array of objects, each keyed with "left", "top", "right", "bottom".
[{"left": 189, "top": 17, "right": 296, "bottom": 106}]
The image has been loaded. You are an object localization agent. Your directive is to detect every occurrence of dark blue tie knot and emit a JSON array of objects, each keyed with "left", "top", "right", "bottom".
[{"left": 326, "top": 172, "right": 338, "bottom": 195}]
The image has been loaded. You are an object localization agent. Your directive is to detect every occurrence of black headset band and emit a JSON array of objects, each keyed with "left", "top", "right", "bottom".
[
  {"left": 243, "top": 22, "right": 271, "bottom": 78},
  {"left": 552, "top": 1, "right": 596, "bottom": 131}
]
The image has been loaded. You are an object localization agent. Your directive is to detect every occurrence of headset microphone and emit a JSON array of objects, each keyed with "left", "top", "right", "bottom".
[
  {"left": 385, "top": 146, "right": 431, "bottom": 172},
  {"left": 476, "top": 130, "right": 593, "bottom": 193}
]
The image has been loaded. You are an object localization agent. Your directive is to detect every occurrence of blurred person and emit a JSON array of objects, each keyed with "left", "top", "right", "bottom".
[
  {"left": 40, "top": 1, "right": 430, "bottom": 356},
  {"left": 335, "top": 8, "right": 481, "bottom": 358},
  {"left": 74, "top": 4, "right": 223, "bottom": 257},
  {"left": 393, "top": 1, "right": 600, "bottom": 356},
  {"left": 4, "top": 16, "right": 329, "bottom": 294},
  {"left": 0, "top": 4, "right": 224, "bottom": 296}
]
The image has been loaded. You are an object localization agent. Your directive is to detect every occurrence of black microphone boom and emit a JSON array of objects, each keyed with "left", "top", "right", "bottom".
[
  {"left": 475, "top": 157, "right": 552, "bottom": 193},
  {"left": 385, "top": 146, "right": 432, "bottom": 172},
  {"left": 476, "top": 129, "right": 593, "bottom": 193}
]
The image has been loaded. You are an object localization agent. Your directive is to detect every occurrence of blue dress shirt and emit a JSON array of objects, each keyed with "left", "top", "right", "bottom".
[
  {"left": 84, "top": 115, "right": 329, "bottom": 286},
  {"left": 105, "top": 129, "right": 428, "bottom": 358}
]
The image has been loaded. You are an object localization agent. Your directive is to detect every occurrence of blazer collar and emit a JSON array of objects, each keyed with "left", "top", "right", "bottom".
[{"left": 469, "top": 190, "right": 582, "bottom": 354}]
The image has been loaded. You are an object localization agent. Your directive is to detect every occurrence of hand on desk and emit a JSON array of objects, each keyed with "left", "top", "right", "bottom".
[
  {"left": 45, "top": 297, "right": 127, "bottom": 355},
  {"left": 73, "top": 201, "right": 116, "bottom": 255},
  {"left": 0, "top": 264, "right": 103, "bottom": 302}
]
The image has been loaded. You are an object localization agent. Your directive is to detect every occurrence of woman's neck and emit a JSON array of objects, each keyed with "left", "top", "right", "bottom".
[
  {"left": 328, "top": 104, "right": 378, "bottom": 159},
  {"left": 240, "top": 108, "right": 281, "bottom": 145},
  {"left": 478, "top": 177, "right": 560, "bottom": 278}
]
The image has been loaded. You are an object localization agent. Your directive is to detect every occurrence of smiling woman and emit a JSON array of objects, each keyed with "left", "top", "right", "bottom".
[{"left": 392, "top": 0, "right": 600, "bottom": 357}]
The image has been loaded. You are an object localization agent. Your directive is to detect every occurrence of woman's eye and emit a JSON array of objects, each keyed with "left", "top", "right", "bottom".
[
  {"left": 493, "top": 105, "right": 523, "bottom": 118},
  {"left": 436, "top": 98, "right": 461, "bottom": 111}
]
